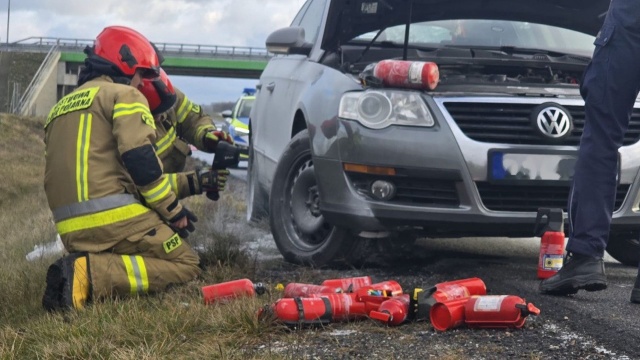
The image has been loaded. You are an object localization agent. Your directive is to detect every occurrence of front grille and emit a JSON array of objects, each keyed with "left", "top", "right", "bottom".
[
  {"left": 476, "top": 182, "right": 630, "bottom": 212},
  {"left": 348, "top": 173, "right": 460, "bottom": 207},
  {"left": 444, "top": 102, "right": 640, "bottom": 146}
]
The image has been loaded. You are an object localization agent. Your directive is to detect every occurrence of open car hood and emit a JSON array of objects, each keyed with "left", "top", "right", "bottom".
[{"left": 321, "top": 0, "right": 609, "bottom": 51}]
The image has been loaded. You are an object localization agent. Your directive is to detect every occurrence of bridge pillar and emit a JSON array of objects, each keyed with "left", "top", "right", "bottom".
[{"left": 57, "top": 61, "right": 78, "bottom": 98}]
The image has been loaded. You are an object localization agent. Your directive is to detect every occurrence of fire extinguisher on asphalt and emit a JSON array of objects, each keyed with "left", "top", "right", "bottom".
[
  {"left": 269, "top": 293, "right": 369, "bottom": 327},
  {"left": 429, "top": 295, "right": 541, "bottom": 331},
  {"left": 411, "top": 277, "right": 487, "bottom": 320},
  {"left": 355, "top": 280, "right": 403, "bottom": 300},
  {"left": 369, "top": 294, "right": 411, "bottom": 326},
  {"left": 283, "top": 283, "right": 342, "bottom": 298},
  {"left": 429, "top": 298, "right": 468, "bottom": 331},
  {"left": 464, "top": 295, "right": 541, "bottom": 329},
  {"left": 534, "top": 208, "right": 566, "bottom": 279},
  {"left": 202, "top": 278, "right": 267, "bottom": 305},
  {"left": 321, "top": 276, "right": 373, "bottom": 292}
]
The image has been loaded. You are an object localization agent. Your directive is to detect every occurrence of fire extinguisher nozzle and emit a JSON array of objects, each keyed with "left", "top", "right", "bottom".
[
  {"left": 527, "top": 303, "right": 541, "bottom": 316},
  {"left": 515, "top": 302, "right": 541, "bottom": 317},
  {"left": 369, "top": 310, "right": 392, "bottom": 323}
]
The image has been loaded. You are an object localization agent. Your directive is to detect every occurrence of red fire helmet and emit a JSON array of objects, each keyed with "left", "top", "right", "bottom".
[
  {"left": 139, "top": 68, "right": 177, "bottom": 115},
  {"left": 93, "top": 25, "right": 161, "bottom": 78}
]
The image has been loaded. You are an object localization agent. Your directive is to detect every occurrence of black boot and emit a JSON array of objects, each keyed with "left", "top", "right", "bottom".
[
  {"left": 539, "top": 252, "right": 607, "bottom": 296},
  {"left": 42, "top": 258, "right": 65, "bottom": 312},
  {"left": 631, "top": 266, "right": 640, "bottom": 304},
  {"left": 42, "top": 253, "right": 91, "bottom": 312}
]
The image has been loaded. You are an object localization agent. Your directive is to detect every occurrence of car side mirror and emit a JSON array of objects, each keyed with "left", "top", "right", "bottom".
[
  {"left": 266, "top": 27, "right": 313, "bottom": 56},
  {"left": 221, "top": 110, "right": 232, "bottom": 118}
]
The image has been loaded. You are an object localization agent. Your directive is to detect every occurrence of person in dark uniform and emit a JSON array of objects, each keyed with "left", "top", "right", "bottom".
[{"left": 540, "top": 0, "right": 640, "bottom": 303}]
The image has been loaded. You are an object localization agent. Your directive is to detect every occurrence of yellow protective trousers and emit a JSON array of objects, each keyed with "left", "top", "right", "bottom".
[{"left": 78, "top": 224, "right": 200, "bottom": 299}]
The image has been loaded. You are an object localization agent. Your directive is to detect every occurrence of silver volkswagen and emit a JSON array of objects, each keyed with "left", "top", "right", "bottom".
[{"left": 247, "top": 0, "right": 640, "bottom": 266}]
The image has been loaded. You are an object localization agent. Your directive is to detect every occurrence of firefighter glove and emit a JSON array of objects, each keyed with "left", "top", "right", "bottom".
[
  {"left": 168, "top": 206, "right": 198, "bottom": 238},
  {"left": 203, "top": 129, "right": 234, "bottom": 152},
  {"left": 198, "top": 168, "right": 231, "bottom": 194}
]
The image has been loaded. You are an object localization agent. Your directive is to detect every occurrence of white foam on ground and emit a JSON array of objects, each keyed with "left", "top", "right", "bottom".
[
  {"left": 328, "top": 329, "right": 358, "bottom": 336},
  {"left": 240, "top": 234, "right": 282, "bottom": 261},
  {"left": 543, "top": 323, "right": 628, "bottom": 358}
]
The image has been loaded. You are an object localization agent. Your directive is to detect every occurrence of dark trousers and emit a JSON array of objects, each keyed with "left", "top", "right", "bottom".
[{"left": 567, "top": 0, "right": 640, "bottom": 257}]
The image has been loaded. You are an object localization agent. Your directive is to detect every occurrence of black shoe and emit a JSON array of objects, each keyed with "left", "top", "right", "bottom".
[
  {"left": 631, "top": 267, "right": 640, "bottom": 304},
  {"left": 539, "top": 252, "right": 607, "bottom": 296},
  {"left": 42, "top": 253, "right": 90, "bottom": 312}
]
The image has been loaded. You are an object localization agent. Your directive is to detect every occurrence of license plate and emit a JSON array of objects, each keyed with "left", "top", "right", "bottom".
[{"left": 489, "top": 151, "right": 578, "bottom": 182}]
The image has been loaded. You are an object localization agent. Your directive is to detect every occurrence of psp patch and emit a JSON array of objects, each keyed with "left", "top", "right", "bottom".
[
  {"left": 191, "top": 104, "right": 201, "bottom": 114},
  {"left": 163, "top": 233, "right": 182, "bottom": 254}
]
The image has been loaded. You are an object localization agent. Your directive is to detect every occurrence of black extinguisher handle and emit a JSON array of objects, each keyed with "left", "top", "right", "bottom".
[{"left": 206, "top": 191, "right": 219, "bottom": 201}]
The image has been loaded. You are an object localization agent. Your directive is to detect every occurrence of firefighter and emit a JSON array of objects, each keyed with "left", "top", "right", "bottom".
[
  {"left": 42, "top": 26, "right": 213, "bottom": 311},
  {"left": 138, "top": 69, "right": 233, "bottom": 199},
  {"left": 540, "top": 0, "right": 640, "bottom": 303}
]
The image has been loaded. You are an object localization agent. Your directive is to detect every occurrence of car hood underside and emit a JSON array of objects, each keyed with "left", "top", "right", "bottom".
[{"left": 322, "top": 0, "right": 609, "bottom": 51}]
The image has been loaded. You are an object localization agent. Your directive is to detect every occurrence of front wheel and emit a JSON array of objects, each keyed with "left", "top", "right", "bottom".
[
  {"left": 269, "top": 130, "right": 371, "bottom": 267},
  {"left": 606, "top": 233, "right": 640, "bottom": 266}
]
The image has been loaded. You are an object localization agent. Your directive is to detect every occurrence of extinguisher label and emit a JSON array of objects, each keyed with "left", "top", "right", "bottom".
[
  {"left": 473, "top": 295, "right": 507, "bottom": 312},
  {"left": 408, "top": 62, "right": 423, "bottom": 84},
  {"left": 543, "top": 254, "right": 564, "bottom": 271}
]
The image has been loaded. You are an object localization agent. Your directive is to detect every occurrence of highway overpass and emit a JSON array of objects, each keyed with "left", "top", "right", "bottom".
[
  {"left": 9, "top": 37, "right": 270, "bottom": 79},
  {"left": 1, "top": 37, "right": 271, "bottom": 116}
]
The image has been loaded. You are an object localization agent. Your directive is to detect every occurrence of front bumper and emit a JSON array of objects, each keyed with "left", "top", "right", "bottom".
[{"left": 314, "top": 96, "right": 640, "bottom": 237}]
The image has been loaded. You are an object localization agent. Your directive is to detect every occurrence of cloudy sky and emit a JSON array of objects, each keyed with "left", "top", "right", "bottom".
[{"left": 0, "top": 0, "right": 306, "bottom": 105}]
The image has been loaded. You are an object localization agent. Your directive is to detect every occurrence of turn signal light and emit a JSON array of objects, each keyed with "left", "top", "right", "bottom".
[{"left": 343, "top": 163, "right": 396, "bottom": 176}]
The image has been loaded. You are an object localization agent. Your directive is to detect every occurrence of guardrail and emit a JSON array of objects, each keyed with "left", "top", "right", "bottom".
[{"left": 5, "top": 37, "right": 271, "bottom": 59}]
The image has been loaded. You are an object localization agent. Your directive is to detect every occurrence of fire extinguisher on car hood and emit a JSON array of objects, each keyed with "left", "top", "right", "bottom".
[{"left": 371, "top": 60, "right": 440, "bottom": 90}]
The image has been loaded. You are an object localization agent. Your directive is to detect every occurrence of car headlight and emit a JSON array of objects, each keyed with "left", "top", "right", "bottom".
[{"left": 338, "top": 90, "right": 435, "bottom": 129}]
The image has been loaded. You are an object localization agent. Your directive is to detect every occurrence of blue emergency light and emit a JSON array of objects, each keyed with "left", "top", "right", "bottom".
[{"left": 243, "top": 88, "right": 257, "bottom": 96}]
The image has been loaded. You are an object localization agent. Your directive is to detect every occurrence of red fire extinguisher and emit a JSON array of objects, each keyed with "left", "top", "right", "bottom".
[
  {"left": 464, "top": 295, "right": 541, "bottom": 329},
  {"left": 373, "top": 60, "right": 440, "bottom": 90},
  {"left": 202, "top": 278, "right": 266, "bottom": 305},
  {"left": 321, "top": 276, "right": 372, "bottom": 292},
  {"left": 411, "top": 278, "right": 486, "bottom": 321},
  {"left": 428, "top": 277, "right": 486, "bottom": 303},
  {"left": 271, "top": 293, "right": 368, "bottom": 327},
  {"left": 535, "top": 208, "right": 566, "bottom": 279},
  {"left": 369, "top": 294, "right": 411, "bottom": 326},
  {"left": 429, "top": 298, "right": 468, "bottom": 331},
  {"left": 355, "top": 280, "right": 403, "bottom": 300},
  {"left": 283, "top": 283, "right": 342, "bottom": 298}
]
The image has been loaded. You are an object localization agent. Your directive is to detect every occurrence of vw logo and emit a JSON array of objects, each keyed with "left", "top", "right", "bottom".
[{"left": 533, "top": 104, "right": 572, "bottom": 139}]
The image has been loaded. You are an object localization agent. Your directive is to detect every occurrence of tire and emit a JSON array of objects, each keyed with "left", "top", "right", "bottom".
[
  {"left": 269, "top": 130, "right": 369, "bottom": 267},
  {"left": 606, "top": 232, "right": 640, "bottom": 266},
  {"left": 246, "top": 124, "right": 268, "bottom": 222}
]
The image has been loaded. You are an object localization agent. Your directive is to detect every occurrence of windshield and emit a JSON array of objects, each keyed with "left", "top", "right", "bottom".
[
  {"left": 236, "top": 98, "right": 255, "bottom": 118},
  {"left": 354, "top": 19, "right": 595, "bottom": 57}
]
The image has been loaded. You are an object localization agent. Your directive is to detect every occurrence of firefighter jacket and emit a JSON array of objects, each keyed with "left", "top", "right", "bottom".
[
  {"left": 154, "top": 87, "right": 216, "bottom": 200},
  {"left": 44, "top": 76, "right": 186, "bottom": 253}
]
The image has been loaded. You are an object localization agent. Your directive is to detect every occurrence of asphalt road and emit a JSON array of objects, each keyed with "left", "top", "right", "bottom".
[
  {"left": 411, "top": 237, "right": 639, "bottom": 357},
  {"left": 198, "top": 158, "right": 640, "bottom": 358}
]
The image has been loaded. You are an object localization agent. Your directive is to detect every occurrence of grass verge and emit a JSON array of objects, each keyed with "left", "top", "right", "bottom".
[{"left": 0, "top": 113, "right": 282, "bottom": 359}]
